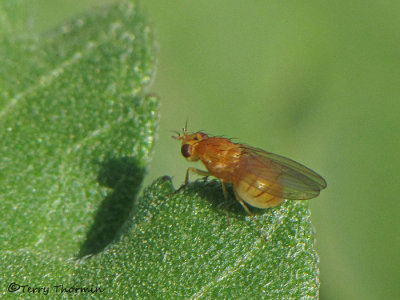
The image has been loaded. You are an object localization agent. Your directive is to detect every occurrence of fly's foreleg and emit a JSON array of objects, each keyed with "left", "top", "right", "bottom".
[
  {"left": 185, "top": 168, "right": 211, "bottom": 185},
  {"left": 175, "top": 168, "right": 211, "bottom": 194}
]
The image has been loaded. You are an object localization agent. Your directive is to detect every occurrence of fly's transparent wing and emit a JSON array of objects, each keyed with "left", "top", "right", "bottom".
[{"left": 233, "top": 146, "right": 327, "bottom": 200}]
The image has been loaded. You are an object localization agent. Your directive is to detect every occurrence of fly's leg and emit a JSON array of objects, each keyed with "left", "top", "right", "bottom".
[
  {"left": 185, "top": 168, "right": 210, "bottom": 184},
  {"left": 221, "top": 181, "right": 229, "bottom": 199},
  {"left": 176, "top": 168, "right": 211, "bottom": 193},
  {"left": 221, "top": 181, "right": 230, "bottom": 226},
  {"left": 233, "top": 189, "right": 268, "bottom": 243}
]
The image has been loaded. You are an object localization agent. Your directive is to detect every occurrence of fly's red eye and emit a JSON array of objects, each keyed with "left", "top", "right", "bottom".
[{"left": 181, "top": 144, "right": 192, "bottom": 158}]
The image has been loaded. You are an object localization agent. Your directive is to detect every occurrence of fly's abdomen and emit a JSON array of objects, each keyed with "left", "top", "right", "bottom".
[{"left": 233, "top": 174, "right": 284, "bottom": 208}]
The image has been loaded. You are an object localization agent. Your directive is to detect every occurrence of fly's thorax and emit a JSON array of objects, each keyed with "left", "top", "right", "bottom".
[{"left": 197, "top": 137, "right": 242, "bottom": 182}]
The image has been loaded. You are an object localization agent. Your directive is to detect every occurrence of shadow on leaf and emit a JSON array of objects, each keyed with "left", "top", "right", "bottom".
[
  {"left": 78, "top": 157, "right": 145, "bottom": 258},
  {"left": 182, "top": 179, "right": 266, "bottom": 217}
]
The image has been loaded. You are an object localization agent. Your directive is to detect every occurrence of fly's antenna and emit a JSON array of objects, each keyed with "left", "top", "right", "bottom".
[
  {"left": 183, "top": 119, "right": 189, "bottom": 135},
  {"left": 173, "top": 120, "right": 189, "bottom": 140},
  {"left": 171, "top": 130, "right": 182, "bottom": 140}
]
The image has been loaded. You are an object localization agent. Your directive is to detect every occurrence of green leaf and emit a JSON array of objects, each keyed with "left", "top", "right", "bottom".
[
  {"left": 1, "top": 0, "right": 158, "bottom": 289},
  {"left": 1, "top": 1, "right": 319, "bottom": 298},
  {"left": 78, "top": 177, "right": 319, "bottom": 298}
]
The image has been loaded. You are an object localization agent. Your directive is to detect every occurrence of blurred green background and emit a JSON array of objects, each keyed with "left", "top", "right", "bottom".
[{"left": 15, "top": 0, "right": 400, "bottom": 299}]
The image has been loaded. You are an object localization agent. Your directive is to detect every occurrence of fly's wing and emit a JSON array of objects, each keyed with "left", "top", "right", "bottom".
[{"left": 234, "top": 146, "right": 327, "bottom": 200}]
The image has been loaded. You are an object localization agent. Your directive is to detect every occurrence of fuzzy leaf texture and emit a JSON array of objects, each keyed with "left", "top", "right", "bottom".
[
  {"left": 0, "top": 1, "right": 319, "bottom": 298},
  {"left": 82, "top": 177, "right": 319, "bottom": 298},
  {"left": 1, "top": 0, "right": 157, "bottom": 293}
]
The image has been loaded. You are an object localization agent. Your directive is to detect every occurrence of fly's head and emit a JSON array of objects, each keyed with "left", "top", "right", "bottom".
[{"left": 172, "top": 127, "right": 208, "bottom": 161}]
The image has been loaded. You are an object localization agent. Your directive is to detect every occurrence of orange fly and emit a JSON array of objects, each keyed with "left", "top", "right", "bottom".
[{"left": 173, "top": 126, "right": 327, "bottom": 241}]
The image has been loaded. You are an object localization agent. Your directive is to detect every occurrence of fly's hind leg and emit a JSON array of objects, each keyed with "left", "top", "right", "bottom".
[{"left": 233, "top": 189, "right": 268, "bottom": 243}]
